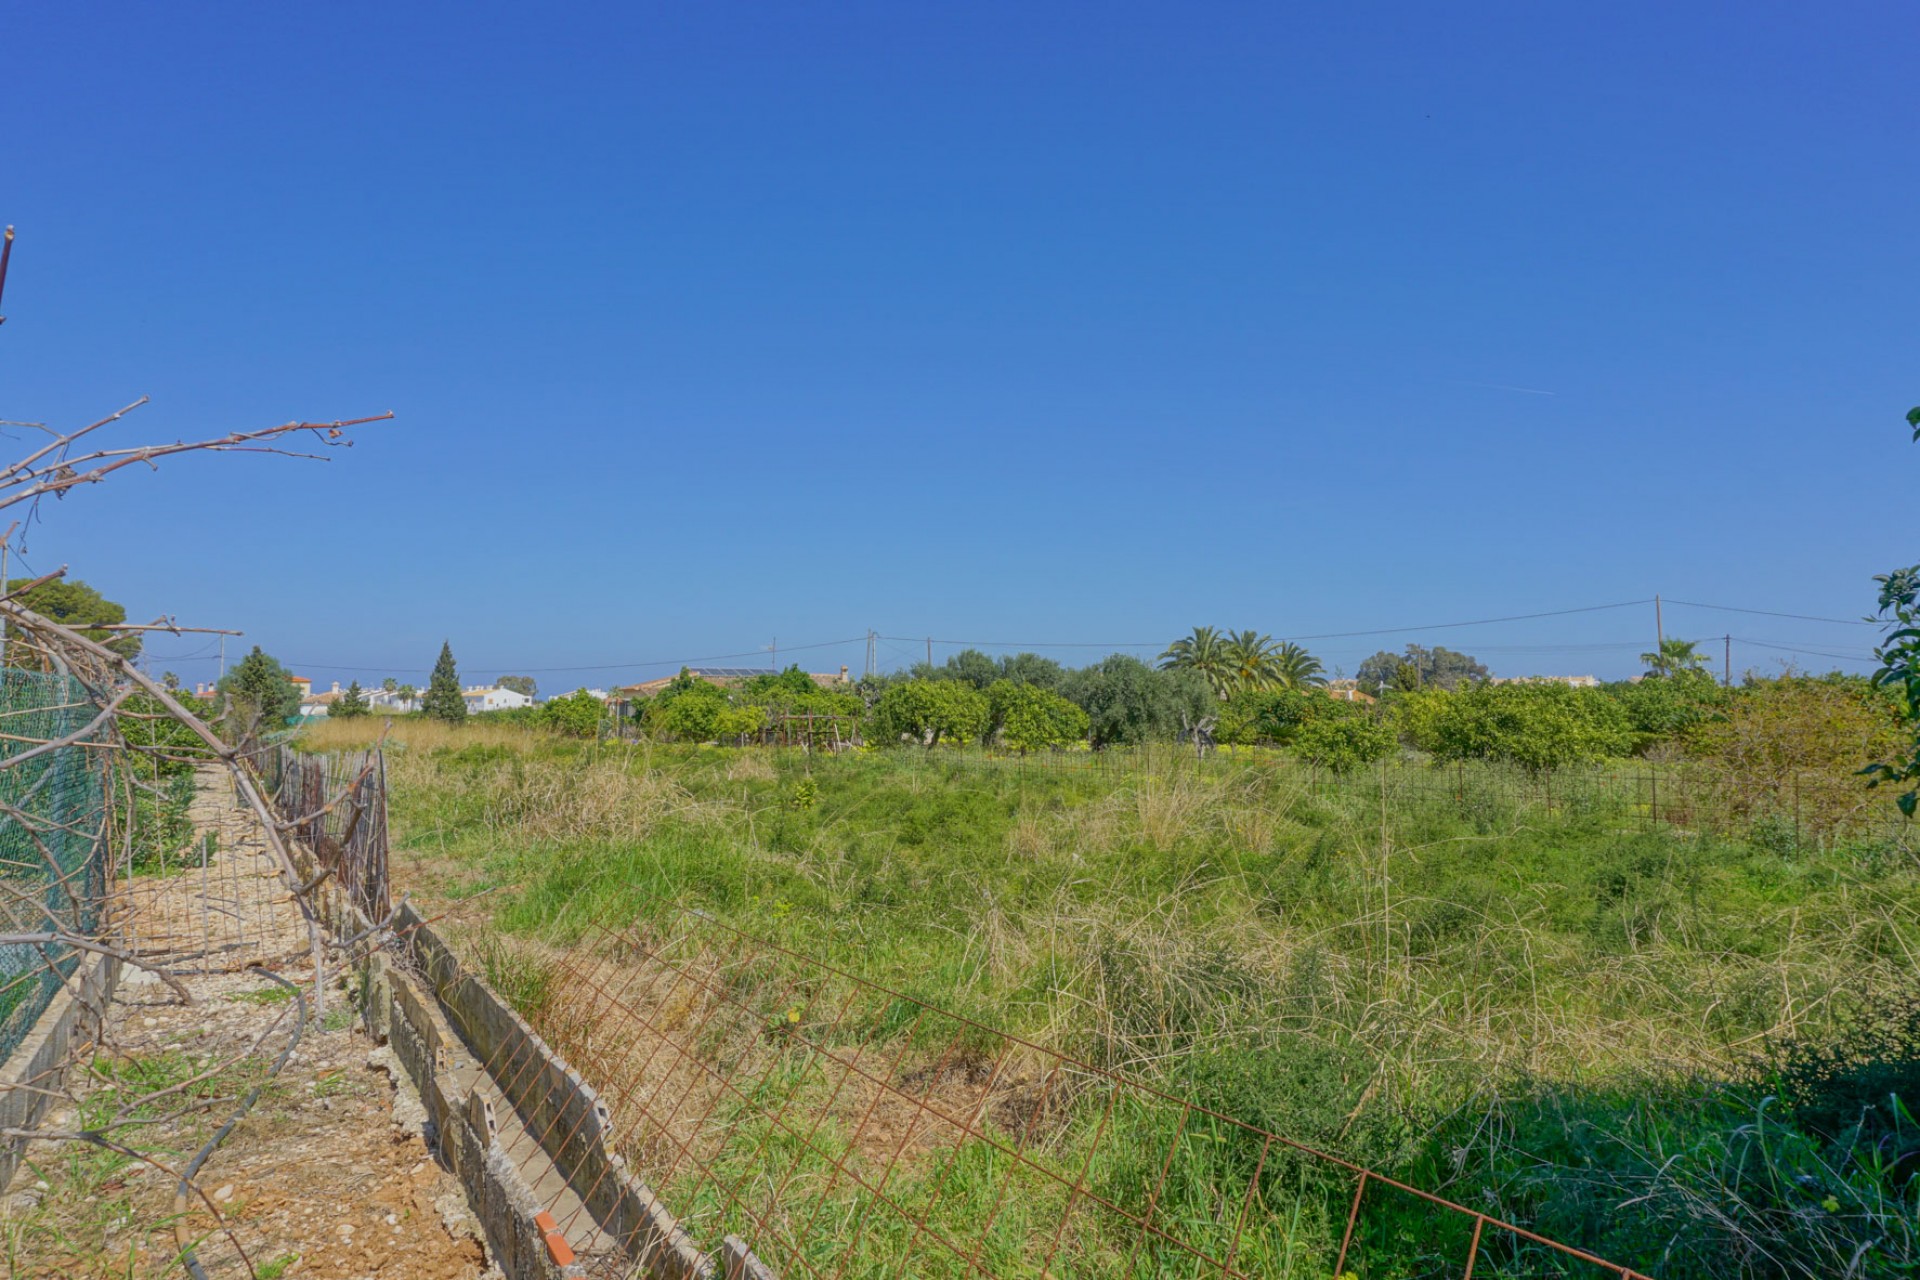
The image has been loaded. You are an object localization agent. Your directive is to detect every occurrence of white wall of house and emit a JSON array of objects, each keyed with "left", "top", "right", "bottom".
[{"left": 463, "top": 686, "right": 533, "bottom": 713}]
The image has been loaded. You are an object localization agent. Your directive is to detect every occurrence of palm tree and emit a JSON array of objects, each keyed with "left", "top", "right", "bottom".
[
  {"left": 1640, "top": 637, "right": 1708, "bottom": 678},
  {"left": 1159, "top": 626, "right": 1233, "bottom": 699},
  {"left": 1222, "top": 630, "right": 1286, "bottom": 692},
  {"left": 1271, "top": 641, "right": 1327, "bottom": 690}
]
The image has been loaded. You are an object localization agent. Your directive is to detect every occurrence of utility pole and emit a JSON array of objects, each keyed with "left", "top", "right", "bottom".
[
  {"left": 1724, "top": 634, "right": 1731, "bottom": 687},
  {"left": 1654, "top": 594, "right": 1664, "bottom": 651},
  {"left": 926, "top": 636, "right": 932, "bottom": 668},
  {"left": 865, "top": 630, "right": 876, "bottom": 680},
  {"left": 219, "top": 634, "right": 227, "bottom": 682}
]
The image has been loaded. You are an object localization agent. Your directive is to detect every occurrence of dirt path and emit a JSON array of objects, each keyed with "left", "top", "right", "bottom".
[{"left": 1, "top": 768, "right": 493, "bottom": 1279}]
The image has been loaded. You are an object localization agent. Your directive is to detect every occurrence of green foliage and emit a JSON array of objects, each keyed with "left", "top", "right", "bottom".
[
  {"left": 1772, "top": 991, "right": 1920, "bottom": 1152},
  {"left": 738, "top": 665, "right": 819, "bottom": 699},
  {"left": 1288, "top": 709, "right": 1397, "bottom": 773},
  {"left": 714, "top": 703, "right": 770, "bottom": 743},
  {"left": 1641, "top": 636, "right": 1711, "bottom": 677},
  {"left": 384, "top": 726, "right": 1920, "bottom": 1280},
  {"left": 650, "top": 671, "right": 730, "bottom": 741},
  {"left": 936, "top": 648, "right": 1001, "bottom": 690},
  {"left": 1214, "top": 687, "right": 1335, "bottom": 745},
  {"left": 1158, "top": 625, "right": 1231, "bottom": 698},
  {"left": 735, "top": 666, "right": 863, "bottom": 719},
  {"left": 1160, "top": 628, "right": 1325, "bottom": 698},
  {"left": 1063, "top": 655, "right": 1213, "bottom": 747},
  {"left": 217, "top": 646, "right": 301, "bottom": 731},
  {"left": 118, "top": 688, "right": 204, "bottom": 874},
  {"left": 986, "top": 679, "right": 1088, "bottom": 752},
  {"left": 1403, "top": 681, "right": 1635, "bottom": 772},
  {"left": 1697, "top": 674, "right": 1903, "bottom": 781},
  {"left": 868, "top": 679, "right": 989, "bottom": 747},
  {"left": 1607, "top": 668, "right": 1726, "bottom": 745},
  {"left": 497, "top": 674, "right": 538, "bottom": 699},
  {"left": 998, "top": 651, "right": 1067, "bottom": 691},
  {"left": 422, "top": 641, "right": 467, "bottom": 723},
  {"left": 333, "top": 680, "right": 370, "bottom": 719},
  {"left": 3, "top": 576, "right": 140, "bottom": 661},
  {"left": 1356, "top": 643, "right": 1487, "bottom": 692},
  {"left": 1865, "top": 565, "right": 1920, "bottom": 817},
  {"left": 540, "top": 688, "right": 606, "bottom": 737}
]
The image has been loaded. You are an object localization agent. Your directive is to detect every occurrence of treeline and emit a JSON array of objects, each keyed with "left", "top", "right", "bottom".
[{"left": 622, "top": 641, "right": 1909, "bottom": 790}]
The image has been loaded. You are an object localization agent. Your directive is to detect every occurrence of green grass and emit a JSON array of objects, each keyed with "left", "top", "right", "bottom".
[{"left": 371, "top": 729, "right": 1918, "bottom": 1278}]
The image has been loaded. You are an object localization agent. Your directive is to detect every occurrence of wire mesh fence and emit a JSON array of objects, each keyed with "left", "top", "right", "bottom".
[
  {"left": 0, "top": 668, "right": 111, "bottom": 1065},
  {"left": 483, "top": 912, "right": 1654, "bottom": 1280},
  {"left": 869, "top": 745, "right": 1914, "bottom": 850},
  {"left": 248, "top": 742, "right": 390, "bottom": 921}
]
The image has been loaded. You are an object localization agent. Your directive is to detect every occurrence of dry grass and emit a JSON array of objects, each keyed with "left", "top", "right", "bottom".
[
  {"left": 298, "top": 715, "right": 535, "bottom": 753},
  {"left": 385, "top": 740, "right": 730, "bottom": 845}
]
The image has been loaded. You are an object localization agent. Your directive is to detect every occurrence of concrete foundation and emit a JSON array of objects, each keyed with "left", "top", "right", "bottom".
[{"left": 0, "top": 950, "right": 121, "bottom": 1191}]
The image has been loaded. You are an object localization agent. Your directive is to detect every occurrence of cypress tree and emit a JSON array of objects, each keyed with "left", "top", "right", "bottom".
[
  {"left": 422, "top": 641, "right": 468, "bottom": 723},
  {"left": 335, "top": 679, "right": 370, "bottom": 719}
]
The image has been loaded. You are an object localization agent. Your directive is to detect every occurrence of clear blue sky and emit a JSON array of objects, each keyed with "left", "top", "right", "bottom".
[{"left": 4, "top": 3, "right": 1912, "bottom": 691}]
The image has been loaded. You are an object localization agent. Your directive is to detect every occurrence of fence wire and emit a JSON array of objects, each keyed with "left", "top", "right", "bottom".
[
  {"left": 871, "top": 745, "right": 1913, "bottom": 850},
  {"left": 0, "top": 668, "right": 110, "bottom": 1065},
  {"left": 249, "top": 743, "right": 390, "bottom": 923},
  {"left": 487, "top": 913, "right": 1655, "bottom": 1280}
]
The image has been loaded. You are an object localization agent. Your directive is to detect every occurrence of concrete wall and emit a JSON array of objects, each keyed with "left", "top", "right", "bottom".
[
  {"left": 296, "top": 808, "right": 780, "bottom": 1280},
  {"left": 0, "top": 950, "right": 121, "bottom": 1192},
  {"left": 391, "top": 903, "right": 719, "bottom": 1280}
]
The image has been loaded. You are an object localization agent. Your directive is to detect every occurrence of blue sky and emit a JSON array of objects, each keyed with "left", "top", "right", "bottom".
[{"left": 3, "top": 2, "right": 1912, "bottom": 691}]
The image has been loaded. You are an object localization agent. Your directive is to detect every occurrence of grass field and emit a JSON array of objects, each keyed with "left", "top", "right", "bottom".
[{"left": 302, "top": 717, "right": 1920, "bottom": 1278}]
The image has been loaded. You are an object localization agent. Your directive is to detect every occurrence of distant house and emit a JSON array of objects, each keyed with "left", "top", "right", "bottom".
[
  {"left": 1490, "top": 675, "right": 1601, "bottom": 689},
  {"left": 463, "top": 685, "right": 534, "bottom": 714},
  {"left": 298, "top": 681, "right": 347, "bottom": 718},
  {"left": 1322, "top": 680, "right": 1377, "bottom": 704},
  {"left": 616, "top": 666, "right": 852, "bottom": 699},
  {"left": 368, "top": 688, "right": 419, "bottom": 713}
]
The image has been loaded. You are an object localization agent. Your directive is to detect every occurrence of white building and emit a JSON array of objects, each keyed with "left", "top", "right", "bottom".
[
  {"left": 463, "top": 685, "right": 534, "bottom": 713},
  {"left": 368, "top": 688, "right": 420, "bottom": 713}
]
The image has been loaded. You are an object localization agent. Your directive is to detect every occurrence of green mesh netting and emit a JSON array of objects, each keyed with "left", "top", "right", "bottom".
[{"left": 0, "top": 669, "right": 109, "bottom": 1064}]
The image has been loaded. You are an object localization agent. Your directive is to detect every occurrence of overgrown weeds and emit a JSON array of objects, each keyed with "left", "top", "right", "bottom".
[{"left": 354, "top": 723, "right": 1919, "bottom": 1277}]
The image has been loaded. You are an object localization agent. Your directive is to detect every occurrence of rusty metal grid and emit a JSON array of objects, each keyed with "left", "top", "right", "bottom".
[{"left": 478, "top": 912, "right": 1656, "bottom": 1280}]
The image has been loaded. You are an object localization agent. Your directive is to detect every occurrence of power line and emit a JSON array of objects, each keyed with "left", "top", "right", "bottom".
[
  {"left": 884, "top": 599, "right": 1654, "bottom": 651},
  {"left": 1733, "top": 636, "right": 1879, "bottom": 664},
  {"left": 1665, "top": 599, "right": 1880, "bottom": 627},
  {"left": 278, "top": 635, "right": 868, "bottom": 676}
]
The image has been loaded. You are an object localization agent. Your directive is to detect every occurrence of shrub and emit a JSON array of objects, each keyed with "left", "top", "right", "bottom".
[
  {"left": 1606, "top": 669, "right": 1726, "bottom": 746},
  {"left": 1402, "top": 682, "right": 1634, "bottom": 772},
  {"left": 1288, "top": 710, "right": 1396, "bottom": 774},
  {"left": 986, "top": 680, "right": 1088, "bottom": 753},
  {"left": 714, "top": 703, "right": 769, "bottom": 744},
  {"left": 540, "top": 688, "right": 606, "bottom": 738},
  {"left": 868, "top": 679, "right": 989, "bottom": 747},
  {"left": 647, "top": 670, "right": 731, "bottom": 742},
  {"left": 1062, "top": 656, "right": 1212, "bottom": 747}
]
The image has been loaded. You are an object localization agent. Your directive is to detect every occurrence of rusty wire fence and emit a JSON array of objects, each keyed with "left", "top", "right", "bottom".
[
  {"left": 462, "top": 912, "right": 1654, "bottom": 1280},
  {"left": 248, "top": 740, "right": 390, "bottom": 922},
  {"left": 873, "top": 746, "right": 1913, "bottom": 851}
]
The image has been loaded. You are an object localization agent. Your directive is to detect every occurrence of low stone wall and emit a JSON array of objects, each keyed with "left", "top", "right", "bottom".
[{"left": 0, "top": 950, "right": 120, "bottom": 1191}]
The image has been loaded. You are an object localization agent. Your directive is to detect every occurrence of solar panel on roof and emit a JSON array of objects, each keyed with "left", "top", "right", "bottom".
[{"left": 690, "top": 667, "right": 773, "bottom": 678}]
